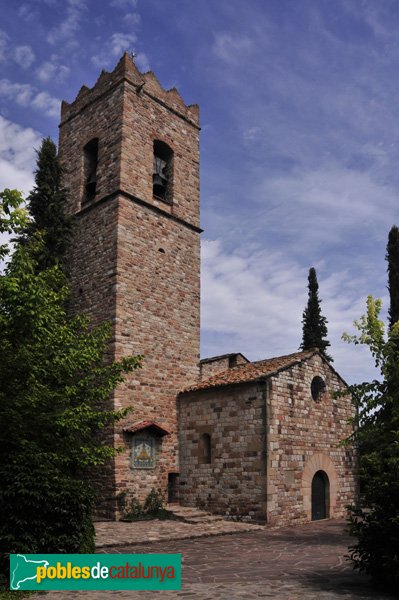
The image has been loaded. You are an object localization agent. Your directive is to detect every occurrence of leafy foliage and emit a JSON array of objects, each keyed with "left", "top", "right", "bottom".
[
  {"left": 117, "top": 488, "right": 168, "bottom": 521},
  {"left": 343, "top": 296, "right": 399, "bottom": 587},
  {"left": 387, "top": 225, "right": 399, "bottom": 329},
  {"left": 0, "top": 189, "right": 28, "bottom": 262},
  {"left": 143, "top": 487, "right": 166, "bottom": 514},
  {"left": 0, "top": 190, "right": 142, "bottom": 576},
  {"left": 300, "top": 267, "right": 332, "bottom": 361},
  {"left": 22, "top": 138, "right": 72, "bottom": 271}
]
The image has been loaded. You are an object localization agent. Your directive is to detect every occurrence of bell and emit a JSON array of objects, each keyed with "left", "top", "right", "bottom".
[{"left": 153, "top": 173, "right": 167, "bottom": 198}]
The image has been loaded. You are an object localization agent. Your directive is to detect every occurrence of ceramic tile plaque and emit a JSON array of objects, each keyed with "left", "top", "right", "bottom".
[{"left": 132, "top": 437, "right": 155, "bottom": 469}]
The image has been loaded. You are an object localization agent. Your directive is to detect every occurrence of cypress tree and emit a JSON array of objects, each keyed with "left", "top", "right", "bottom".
[
  {"left": 300, "top": 267, "right": 333, "bottom": 361},
  {"left": 24, "top": 137, "right": 71, "bottom": 270},
  {"left": 386, "top": 225, "right": 399, "bottom": 329}
]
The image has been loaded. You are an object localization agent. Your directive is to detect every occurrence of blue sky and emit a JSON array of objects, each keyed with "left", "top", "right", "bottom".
[{"left": 1, "top": 0, "right": 399, "bottom": 383}]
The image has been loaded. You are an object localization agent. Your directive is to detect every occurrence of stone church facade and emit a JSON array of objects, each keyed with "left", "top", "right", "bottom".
[
  {"left": 179, "top": 349, "right": 357, "bottom": 525},
  {"left": 58, "top": 53, "right": 357, "bottom": 523}
]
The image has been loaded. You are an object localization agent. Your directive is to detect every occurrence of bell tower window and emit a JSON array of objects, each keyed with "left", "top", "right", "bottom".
[
  {"left": 83, "top": 138, "right": 99, "bottom": 204},
  {"left": 153, "top": 140, "right": 173, "bottom": 203}
]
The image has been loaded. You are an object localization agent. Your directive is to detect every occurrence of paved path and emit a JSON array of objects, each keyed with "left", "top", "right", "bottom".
[
  {"left": 95, "top": 517, "right": 262, "bottom": 548},
  {"left": 33, "top": 519, "right": 396, "bottom": 599}
]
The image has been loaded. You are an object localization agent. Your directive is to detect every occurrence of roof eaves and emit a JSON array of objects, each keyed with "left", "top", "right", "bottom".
[
  {"left": 180, "top": 349, "right": 319, "bottom": 395},
  {"left": 179, "top": 375, "right": 269, "bottom": 396}
]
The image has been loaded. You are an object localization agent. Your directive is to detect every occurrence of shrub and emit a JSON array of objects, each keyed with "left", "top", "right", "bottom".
[
  {"left": 118, "top": 488, "right": 167, "bottom": 521},
  {"left": 143, "top": 488, "right": 165, "bottom": 514}
]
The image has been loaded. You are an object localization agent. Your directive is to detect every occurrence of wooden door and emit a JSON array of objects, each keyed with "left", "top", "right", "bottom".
[{"left": 311, "top": 470, "right": 327, "bottom": 520}]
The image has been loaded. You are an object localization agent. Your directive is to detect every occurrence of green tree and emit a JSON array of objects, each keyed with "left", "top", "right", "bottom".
[
  {"left": 0, "top": 190, "right": 141, "bottom": 576},
  {"left": 343, "top": 296, "right": 399, "bottom": 588},
  {"left": 0, "top": 188, "right": 28, "bottom": 262},
  {"left": 23, "top": 137, "right": 72, "bottom": 271},
  {"left": 387, "top": 225, "right": 399, "bottom": 329},
  {"left": 300, "top": 267, "right": 333, "bottom": 361}
]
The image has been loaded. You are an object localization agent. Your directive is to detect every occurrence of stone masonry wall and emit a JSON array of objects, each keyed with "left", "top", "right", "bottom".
[
  {"left": 266, "top": 354, "right": 357, "bottom": 526},
  {"left": 120, "top": 80, "right": 200, "bottom": 229},
  {"left": 200, "top": 354, "right": 249, "bottom": 380},
  {"left": 59, "top": 63, "right": 126, "bottom": 519},
  {"left": 112, "top": 65, "right": 201, "bottom": 504},
  {"left": 65, "top": 199, "right": 119, "bottom": 519},
  {"left": 113, "top": 194, "right": 200, "bottom": 504},
  {"left": 200, "top": 357, "right": 231, "bottom": 379},
  {"left": 59, "top": 87, "right": 124, "bottom": 214},
  {"left": 178, "top": 383, "right": 267, "bottom": 520},
  {"left": 178, "top": 354, "right": 357, "bottom": 525},
  {"left": 59, "top": 54, "right": 201, "bottom": 515}
]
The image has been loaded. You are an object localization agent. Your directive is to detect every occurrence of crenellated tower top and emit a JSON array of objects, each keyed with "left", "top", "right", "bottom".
[
  {"left": 60, "top": 52, "right": 200, "bottom": 128},
  {"left": 59, "top": 52, "right": 200, "bottom": 229}
]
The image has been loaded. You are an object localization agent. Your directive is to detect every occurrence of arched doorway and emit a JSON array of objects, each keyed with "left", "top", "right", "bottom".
[
  {"left": 311, "top": 470, "right": 329, "bottom": 520},
  {"left": 302, "top": 454, "right": 337, "bottom": 521}
]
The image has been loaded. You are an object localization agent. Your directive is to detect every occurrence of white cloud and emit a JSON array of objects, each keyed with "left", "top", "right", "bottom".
[
  {"left": 92, "top": 32, "right": 139, "bottom": 68},
  {"left": 254, "top": 165, "right": 399, "bottom": 251},
  {"left": 0, "top": 80, "right": 32, "bottom": 106},
  {"left": 201, "top": 238, "right": 378, "bottom": 384},
  {"left": 135, "top": 51, "right": 150, "bottom": 72},
  {"left": 0, "top": 30, "right": 9, "bottom": 62},
  {"left": 31, "top": 91, "right": 60, "bottom": 118},
  {"left": 242, "top": 126, "right": 261, "bottom": 143},
  {"left": 36, "top": 60, "right": 70, "bottom": 83},
  {"left": 196, "top": 8, "right": 399, "bottom": 388},
  {"left": 110, "top": 0, "right": 138, "bottom": 8},
  {"left": 0, "top": 116, "right": 42, "bottom": 272},
  {"left": 124, "top": 12, "right": 140, "bottom": 27},
  {"left": 0, "top": 79, "right": 60, "bottom": 118},
  {"left": 0, "top": 115, "right": 41, "bottom": 195},
  {"left": 110, "top": 33, "right": 137, "bottom": 56},
  {"left": 0, "top": 32, "right": 35, "bottom": 69},
  {"left": 18, "top": 4, "right": 38, "bottom": 21},
  {"left": 212, "top": 33, "right": 254, "bottom": 64},
  {"left": 14, "top": 45, "right": 35, "bottom": 69},
  {"left": 91, "top": 54, "right": 107, "bottom": 69},
  {"left": 46, "top": 0, "right": 86, "bottom": 46}
]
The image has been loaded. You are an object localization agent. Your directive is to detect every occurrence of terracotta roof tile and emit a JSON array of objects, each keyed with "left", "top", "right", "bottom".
[
  {"left": 122, "top": 420, "right": 170, "bottom": 436},
  {"left": 182, "top": 349, "right": 319, "bottom": 393}
]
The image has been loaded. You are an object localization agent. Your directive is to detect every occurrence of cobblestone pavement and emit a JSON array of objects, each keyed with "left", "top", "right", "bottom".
[
  {"left": 33, "top": 519, "right": 396, "bottom": 600},
  {"left": 95, "top": 517, "right": 263, "bottom": 547}
]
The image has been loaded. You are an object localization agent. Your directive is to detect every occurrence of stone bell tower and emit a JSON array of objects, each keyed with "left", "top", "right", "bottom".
[{"left": 58, "top": 53, "right": 201, "bottom": 517}]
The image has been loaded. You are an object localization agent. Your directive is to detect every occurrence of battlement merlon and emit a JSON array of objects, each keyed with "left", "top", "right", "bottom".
[{"left": 60, "top": 52, "right": 200, "bottom": 129}]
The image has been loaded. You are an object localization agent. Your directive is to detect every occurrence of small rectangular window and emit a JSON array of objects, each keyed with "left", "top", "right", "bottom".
[{"left": 201, "top": 433, "right": 211, "bottom": 464}]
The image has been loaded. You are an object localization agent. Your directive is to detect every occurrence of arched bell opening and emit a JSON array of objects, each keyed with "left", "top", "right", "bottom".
[
  {"left": 153, "top": 140, "right": 173, "bottom": 203},
  {"left": 311, "top": 470, "right": 330, "bottom": 521},
  {"left": 83, "top": 138, "right": 99, "bottom": 204}
]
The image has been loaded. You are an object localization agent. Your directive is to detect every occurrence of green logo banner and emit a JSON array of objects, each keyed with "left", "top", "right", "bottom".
[{"left": 10, "top": 553, "right": 182, "bottom": 591}]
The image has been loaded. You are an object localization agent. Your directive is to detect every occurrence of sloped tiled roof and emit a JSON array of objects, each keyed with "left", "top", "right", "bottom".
[
  {"left": 182, "top": 349, "right": 319, "bottom": 393},
  {"left": 123, "top": 420, "right": 170, "bottom": 436}
]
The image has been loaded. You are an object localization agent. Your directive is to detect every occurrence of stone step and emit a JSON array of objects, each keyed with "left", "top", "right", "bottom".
[
  {"left": 165, "top": 504, "right": 225, "bottom": 524},
  {"left": 182, "top": 515, "right": 225, "bottom": 524},
  {"left": 169, "top": 510, "right": 209, "bottom": 518}
]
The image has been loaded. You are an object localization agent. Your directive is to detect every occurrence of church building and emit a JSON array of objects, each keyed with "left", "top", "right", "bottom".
[{"left": 58, "top": 53, "right": 357, "bottom": 524}]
